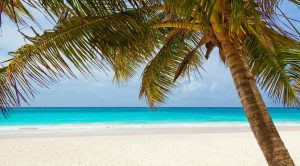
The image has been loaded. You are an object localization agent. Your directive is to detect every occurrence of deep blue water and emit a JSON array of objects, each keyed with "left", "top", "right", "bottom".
[{"left": 0, "top": 107, "right": 299, "bottom": 126}]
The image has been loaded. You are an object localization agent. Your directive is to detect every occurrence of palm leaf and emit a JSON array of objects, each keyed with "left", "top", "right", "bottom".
[
  {"left": 0, "top": 10, "right": 160, "bottom": 115},
  {"left": 139, "top": 30, "right": 204, "bottom": 106},
  {"left": 26, "top": 0, "right": 162, "bottom": 18},
  {"left": 245, "top": 28, "right": 300, "bottom": 106},
  {"left": 0, "top": 0, "right": 36, "bottom": 26}
]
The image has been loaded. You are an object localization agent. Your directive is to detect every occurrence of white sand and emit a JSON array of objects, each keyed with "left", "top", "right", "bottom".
[{"left": 0, "top": 126, "right": 299, "bottom": 166}]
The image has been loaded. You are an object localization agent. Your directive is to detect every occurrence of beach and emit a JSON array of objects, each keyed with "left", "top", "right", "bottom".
[{"left": 0, "top": 125, "right": 299, "bottom": 166}]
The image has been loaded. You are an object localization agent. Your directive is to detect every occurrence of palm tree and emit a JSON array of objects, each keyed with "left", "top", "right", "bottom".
[{"left": 0, "top": 0, "right": 300, "bottom": 165}]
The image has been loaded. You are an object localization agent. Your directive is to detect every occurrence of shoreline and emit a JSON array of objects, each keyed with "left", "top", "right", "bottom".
[{"left": 1, "top": 122, "right": 300, "bottom": 139}]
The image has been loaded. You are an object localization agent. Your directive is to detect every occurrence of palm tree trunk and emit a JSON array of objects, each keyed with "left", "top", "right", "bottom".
[{"left": 220, "top": 41, "right": 295, "bottom": 165}]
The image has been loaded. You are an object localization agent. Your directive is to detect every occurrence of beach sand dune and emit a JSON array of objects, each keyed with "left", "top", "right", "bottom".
[{"left": 0, "top": 127, "right": 299, "bottom": 166}]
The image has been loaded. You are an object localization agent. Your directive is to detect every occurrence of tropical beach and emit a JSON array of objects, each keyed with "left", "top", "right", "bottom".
[
  {"left": 0, "top": 124, "right": 300, "bottom": 166},
  {"left": 0, "top": 107, "right": 299, "bottom": 165},
  {"left": 1, "top": 0, "right": 300, "bottom": 165}
]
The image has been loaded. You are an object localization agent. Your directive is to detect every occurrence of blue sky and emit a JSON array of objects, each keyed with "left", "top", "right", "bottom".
[{"left": 0, "top": 2, "right": 299, "bottom": 107}]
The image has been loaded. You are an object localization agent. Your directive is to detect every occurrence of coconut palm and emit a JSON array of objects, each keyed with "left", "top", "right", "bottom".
[
  {"left": 0, "top": 0, "right": 300, "bottom": 165},
  {"left": 0, "top": 0, "right": 37, "bottom": 26}
]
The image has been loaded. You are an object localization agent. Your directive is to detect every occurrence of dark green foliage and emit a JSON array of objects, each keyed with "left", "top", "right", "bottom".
[{"left": 0, "top": 0, "right": 300, "bottom": 116}]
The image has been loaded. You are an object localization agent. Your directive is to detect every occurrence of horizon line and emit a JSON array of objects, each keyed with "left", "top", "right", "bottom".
[{"left": 11, "top": 106, "right": 299, "bottom": 109}]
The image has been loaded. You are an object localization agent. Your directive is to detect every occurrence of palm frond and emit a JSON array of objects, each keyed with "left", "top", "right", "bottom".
[
  {"left": 245, "top": 28, "right": 300, "bottom": 106},
  {"left": 0, "top": 0, "right": 36, "bottom": 26},
  {"left": 1, "top": 0, "right": 299, "bottom": 111},
  {"left": 174, "top": 37, "right": 208, "bottom": 81},
  {"left": 162, "top": 0, "right": 217, "bottom": 27},
  {"left": 139, "top": 30, "right": 204, "bottom": 106},
  {"left": 26, "top": 0, "right": 162, "bottom": 18},
  {"left": 223, "top": 0, "right": 300, "bottom": 43},
  {"left": 0, "top": 10, "right": 159, "bottom": 115}
]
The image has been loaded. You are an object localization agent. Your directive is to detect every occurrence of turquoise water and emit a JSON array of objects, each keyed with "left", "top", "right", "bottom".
[{"left": 0, "top": 107, "right": 300, "bottom": 126}]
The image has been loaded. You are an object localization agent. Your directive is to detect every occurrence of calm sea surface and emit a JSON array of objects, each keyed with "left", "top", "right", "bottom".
[{"left": 0, "top": 107, "right": 299, "bottom": 126}]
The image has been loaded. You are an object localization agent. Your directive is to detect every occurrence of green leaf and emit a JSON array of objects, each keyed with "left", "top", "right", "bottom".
[
  {"left": 139, "top": 30, "right": 204, "bottom": 106},
  {"left": 245, "top": 28, "right": 300, "bottom": 106},
  {"left": 0, "top": 10, "right": 160, "bottom": 114}
]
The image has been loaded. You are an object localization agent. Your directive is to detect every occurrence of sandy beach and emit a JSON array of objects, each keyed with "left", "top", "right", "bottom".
[{"left": 0, "top": 125, "right": 299, "bottom": 166}]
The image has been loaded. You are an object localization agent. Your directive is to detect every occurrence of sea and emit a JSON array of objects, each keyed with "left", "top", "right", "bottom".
[{"left": 0, "top": 107, "right": 299, "bottom": 129}]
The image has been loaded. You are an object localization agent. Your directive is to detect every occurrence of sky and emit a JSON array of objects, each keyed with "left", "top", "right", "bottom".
[{"left": 0, "top": 2, "right": 299, "bottom": 107}]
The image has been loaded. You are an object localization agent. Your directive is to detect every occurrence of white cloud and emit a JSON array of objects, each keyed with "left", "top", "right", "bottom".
[
  {"left": 182, "top": 78, "right": 204, "bottom": 93},
  {"left": 209, "top": 83, "right": 218, "bottom": 92},
  {"left": 94, "top": 82, "right": 106, "bottom": 88}
]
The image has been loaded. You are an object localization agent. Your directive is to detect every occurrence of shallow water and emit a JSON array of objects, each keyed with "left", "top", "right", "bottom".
[{"left": 0, "top": 107, "right": 299, "bottom": 126}]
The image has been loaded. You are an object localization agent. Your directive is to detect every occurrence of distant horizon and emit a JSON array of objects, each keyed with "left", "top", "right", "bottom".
[
  {"left": 12, "top": 106, "right": 299, "bottom": 108},
  {"left": 3, "top": 107, "right": 300, "bottom": 127}
]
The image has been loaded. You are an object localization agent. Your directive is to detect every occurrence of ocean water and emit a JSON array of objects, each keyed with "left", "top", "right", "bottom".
[{"left": 0, "top": 107, "right": 299, "bottom": 126}]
